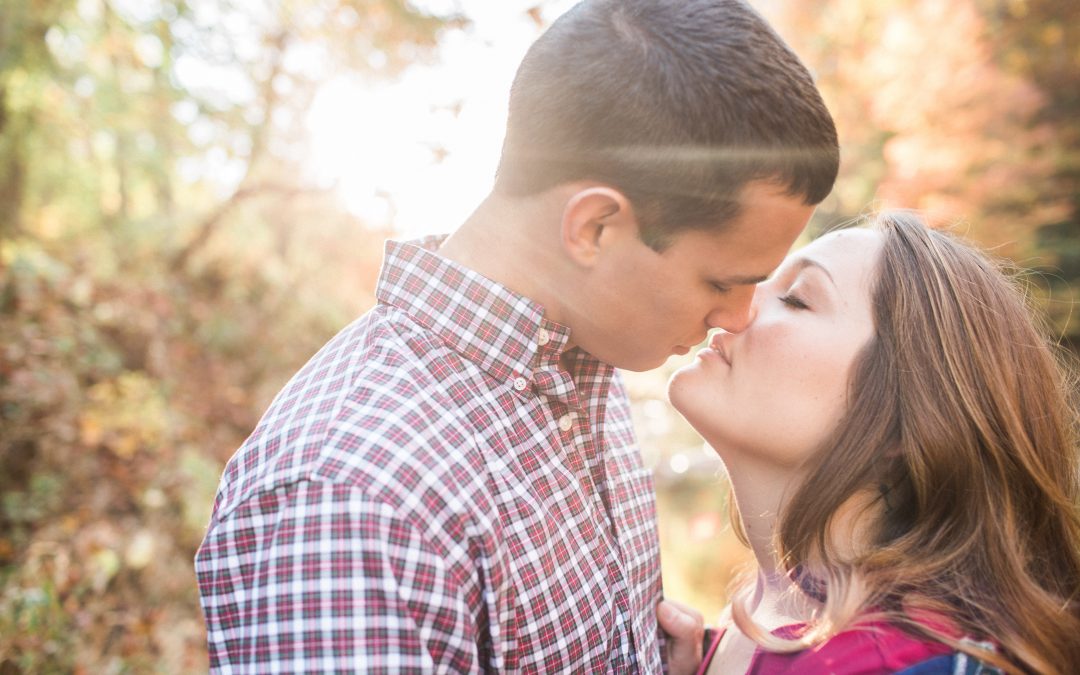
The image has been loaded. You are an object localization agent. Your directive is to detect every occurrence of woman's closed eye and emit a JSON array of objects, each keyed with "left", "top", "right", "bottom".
[{"left": 780, "top": 293, "right": 809, "bottom": 310}]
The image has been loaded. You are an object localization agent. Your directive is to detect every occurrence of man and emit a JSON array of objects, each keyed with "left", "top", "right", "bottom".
[{"left": 195, "top": 0, "right": 838, "bottom": 671}]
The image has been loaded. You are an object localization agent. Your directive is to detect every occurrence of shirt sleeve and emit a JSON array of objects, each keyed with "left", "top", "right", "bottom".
[{"left": 195, "top": 480, "right": 479, "bottom": 673}]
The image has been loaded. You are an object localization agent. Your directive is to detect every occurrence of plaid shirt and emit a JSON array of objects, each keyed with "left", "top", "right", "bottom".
[{"left": 195, "top": 236, "right": 664, "bottom": 673}]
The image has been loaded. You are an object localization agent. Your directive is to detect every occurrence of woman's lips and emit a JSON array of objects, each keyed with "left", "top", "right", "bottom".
[{"left": 706, "top": 333, "right": 732, "bottom": 366}]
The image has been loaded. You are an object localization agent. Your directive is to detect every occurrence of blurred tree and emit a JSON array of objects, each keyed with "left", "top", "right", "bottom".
[
  {"left": 776, "top": 0, "right": 1079, "bottom": 342},
  {"left": 779, "top": 0, "right": 1063, "bottom": 247},
  {"left": 0, "top": 0, "right": 70, "bottom": 238},
  {"left": 0, "top": 0, "right": 459, "bottom": 670},
  {"left": 978, "top": 0, "right": 1080, "bottom": 347}
]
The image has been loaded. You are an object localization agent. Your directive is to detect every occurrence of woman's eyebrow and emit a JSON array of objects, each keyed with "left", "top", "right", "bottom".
[{"left": 790, "top": 257, "right": 836, "bottom": 286}]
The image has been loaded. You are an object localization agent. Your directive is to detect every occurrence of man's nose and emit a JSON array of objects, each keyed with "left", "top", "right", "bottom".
[{"left": 705, "top": 287, "right": 759, "bottom": 333}]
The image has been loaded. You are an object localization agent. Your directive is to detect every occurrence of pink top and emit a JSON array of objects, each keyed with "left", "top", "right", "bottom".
[{"left": 695, "top": 620, "right": 954, "bottom": 675}]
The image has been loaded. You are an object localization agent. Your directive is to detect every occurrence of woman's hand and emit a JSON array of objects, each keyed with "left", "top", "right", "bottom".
[{"left": 658, "top": 599, "right": 705, "bottom": 675}]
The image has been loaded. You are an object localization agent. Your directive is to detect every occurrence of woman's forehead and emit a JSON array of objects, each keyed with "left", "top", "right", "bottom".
[{"left": 800, "top": 229, "right": 883, "bottom": 268}]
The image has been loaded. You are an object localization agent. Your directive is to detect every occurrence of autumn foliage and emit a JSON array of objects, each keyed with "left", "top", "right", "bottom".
[{"left": 1, "top": 0, "right": 1077, "bottom": 671}]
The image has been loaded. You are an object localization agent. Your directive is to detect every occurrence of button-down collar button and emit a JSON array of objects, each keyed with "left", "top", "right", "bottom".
[
  {"left": 513, "top": 377, "right": 529, "bottom": 391},
  {"left": 558, "top": 414, "right": 574, "bottom": 432},
  {"left": 537, "top": 328, "right": 551, "bottom": 347}
]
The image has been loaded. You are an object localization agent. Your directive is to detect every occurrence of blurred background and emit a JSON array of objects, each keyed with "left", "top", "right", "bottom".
[{"left": 1, "top": 0, "right": 1078, "bottom": 671}]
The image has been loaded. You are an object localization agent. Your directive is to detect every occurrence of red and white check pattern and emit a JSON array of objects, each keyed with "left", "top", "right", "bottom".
[{"left": 195, "top": 236, "right": 664, "bottom": 673}]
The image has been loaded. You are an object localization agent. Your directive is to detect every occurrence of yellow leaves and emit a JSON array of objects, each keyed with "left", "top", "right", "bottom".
[
  {"left": 33, "top": 204, "right": 69, "bottom": 241},
  {"left": 78, "top": 415, "right": 104, "bottom": 447},
  {"left": 179, "top": 449, "right": 222, "bottom": 537},
  {"left": 79, "top": 372, "right": 167, "bottom": 459},
  {"left": 124, "top": 531, "right": 156, "bottom": 570},
  {"left": 88, "top": 548, "right": 122, "bottom": 593},
  {"left": 142, "top": 487, "right": 167, "bottom": 510},
  {"left": 0, "top": 238, "right": 15, "bottom": 267},
  {"left": 1041, "top": 23, "right": 1064, "bottom": 47},
  {"left": 2, "top": 68, "right": 34, "bottom": 112},
  {"left": 1007, "top": 0, "right": 1029, "bottom": 19},
  {"left": 99, "top": 163, "right": 124, "bottom": 216}
]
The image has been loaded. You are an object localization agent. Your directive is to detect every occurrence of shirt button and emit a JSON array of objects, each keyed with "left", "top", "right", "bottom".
[
  {"left": 537, "top": 328, "right": 551, "bottom": 347},
  {"left": 558, "top": 414, "right": 573, "bottom": 432},
  {"left": 513, "top": 377, "right": 528, "bottom": 391}
]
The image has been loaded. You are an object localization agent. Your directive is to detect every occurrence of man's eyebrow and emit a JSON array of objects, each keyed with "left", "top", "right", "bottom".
[{"left": 717, "top": 273, "right": 771, "bottom": 286}]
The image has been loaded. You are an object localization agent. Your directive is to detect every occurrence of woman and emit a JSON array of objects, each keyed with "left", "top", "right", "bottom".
[{"left": 661, "top": 212, "right": 1080, "bottom": 674}]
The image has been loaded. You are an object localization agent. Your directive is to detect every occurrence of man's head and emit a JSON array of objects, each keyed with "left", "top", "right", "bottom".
[
  {"left": 485, "top": 0, "right": 838, "bottom": 370},
  {"left": 495, "top": 0, "right": 839, "bottom": 250}
]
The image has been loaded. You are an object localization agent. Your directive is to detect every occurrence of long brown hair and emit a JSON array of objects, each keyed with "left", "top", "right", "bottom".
[{"left": 737, "top": 211, "right": 1080, "bottom": 673}]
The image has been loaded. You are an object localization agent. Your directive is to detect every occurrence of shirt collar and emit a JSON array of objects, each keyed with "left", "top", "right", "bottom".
[{"left": 376, "top": 235, "right": 577, "bottom": 387}]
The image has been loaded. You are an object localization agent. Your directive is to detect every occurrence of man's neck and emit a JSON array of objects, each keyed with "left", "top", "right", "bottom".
[{"left": 437, "top": 192, "right": 576, "bottom": 345}]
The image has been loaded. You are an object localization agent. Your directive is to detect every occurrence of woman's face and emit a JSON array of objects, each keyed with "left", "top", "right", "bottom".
[{"left": 668, "top": 228, "right": 884, "bottom": 470}]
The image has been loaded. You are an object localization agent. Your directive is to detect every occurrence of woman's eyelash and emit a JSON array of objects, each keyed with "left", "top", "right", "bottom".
[
  {"left": 780, "top": 294, "right": 809, "bottom": 310},
  {"left": 711, "top": 282, "right": 731, "bottom": 294}
]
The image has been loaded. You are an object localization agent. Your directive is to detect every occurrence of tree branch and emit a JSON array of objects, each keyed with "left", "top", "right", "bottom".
[{"left": 168, "top": 182, "right": 330, "bottom": 274}]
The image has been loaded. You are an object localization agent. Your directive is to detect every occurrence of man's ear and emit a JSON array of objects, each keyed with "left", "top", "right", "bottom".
[{"left": 560, "top": 186, "right": 637, "bottom": 267}]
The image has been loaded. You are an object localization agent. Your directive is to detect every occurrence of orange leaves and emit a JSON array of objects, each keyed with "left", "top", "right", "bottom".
[{"left": 79, "top": 373, "right": 167, "bottom": 459}]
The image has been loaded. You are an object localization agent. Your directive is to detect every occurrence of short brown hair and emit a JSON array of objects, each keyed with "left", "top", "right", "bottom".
[{"left": 494, "top": 0, "right": 839, "bottom": 249}]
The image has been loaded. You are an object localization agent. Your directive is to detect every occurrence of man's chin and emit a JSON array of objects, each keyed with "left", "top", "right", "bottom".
[{"left": 615, "top": 352, "right": 673, "bottom": 373}]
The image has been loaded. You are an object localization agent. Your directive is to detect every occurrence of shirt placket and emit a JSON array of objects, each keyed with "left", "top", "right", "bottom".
[{"left": 557, "top": 362, "right": 638, "bottom": 671}]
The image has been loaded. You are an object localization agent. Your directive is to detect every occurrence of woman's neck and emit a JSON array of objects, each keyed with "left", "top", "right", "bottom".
[
  {"left": 723, "top": 455, "right": 878, "bottom": 625},
  {"left": 724, "top": 460, "right": 813, "bottom": 623}
]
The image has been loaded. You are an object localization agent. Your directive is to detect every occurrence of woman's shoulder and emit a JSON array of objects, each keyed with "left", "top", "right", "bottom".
[{"left": 751, "top": 620, "right": 954, "bottom": 675}]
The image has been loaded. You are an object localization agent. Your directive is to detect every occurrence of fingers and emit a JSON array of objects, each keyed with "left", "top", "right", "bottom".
[
  {"left": 658, "top": 599, "right": 705, "bottom": 675},
  {"left": 658, "top": 599, "right": 704, "bottom": 638}
]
